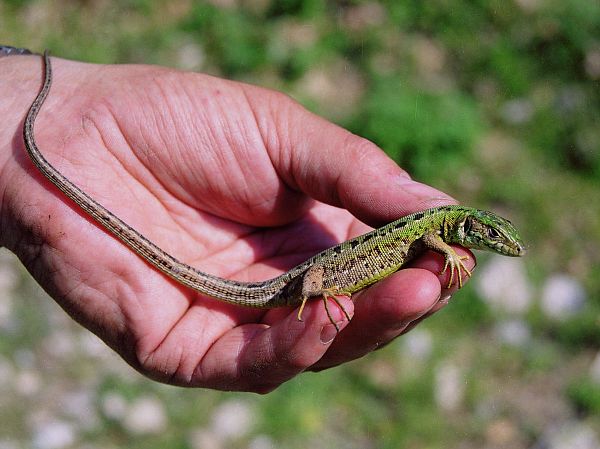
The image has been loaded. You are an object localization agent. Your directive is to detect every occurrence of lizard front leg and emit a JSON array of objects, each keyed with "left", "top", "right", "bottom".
[{"left": 422, "top": 232, "right": 472, "bottom": 288}]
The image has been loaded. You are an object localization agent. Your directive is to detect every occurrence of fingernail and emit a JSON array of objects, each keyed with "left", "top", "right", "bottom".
[
  {"left": 320, "top": 324, "right": 340, "bottom": 344},
  {"left": 439, "top": 294, "right": 452, "bottom": 305},
  {"left": 398, "top": 178, "right": 455, "bottom": 202}
]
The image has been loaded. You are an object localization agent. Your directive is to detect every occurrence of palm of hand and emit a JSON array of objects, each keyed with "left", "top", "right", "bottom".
[{"left": 6, "top": 57, "right": 466, "bottom": 391}]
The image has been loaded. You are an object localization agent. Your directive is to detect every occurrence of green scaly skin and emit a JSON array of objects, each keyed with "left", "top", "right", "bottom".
[
  {"left": 24, "top": 51, "right": 526, "bottom": 329},
  {"left": 271, "top": 205, "right": 526, "bottom": 325}
]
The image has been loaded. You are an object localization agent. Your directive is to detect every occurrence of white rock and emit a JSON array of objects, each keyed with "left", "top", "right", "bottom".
[
  {"left": 123, "top": 396, "right": 167, "bottom": 435},
  {"left": 248, "top": 435, "right": 277, "bottom": 449},
  {"left": 177, "top": 41, "right": 205, "bottom": 70},
  {"left": 15, "top": 369, "right": 41, "bottom": 396},
  {"left": 188, "top": 429, "right": 223, "bottom": 449},
  {"left": 434, "top": 362, "right": 464, "bottom": 412},
  {"left": 0, "top": 438, "right": 20, "bottom": 449},
  {"left": 0, "top": 356, "right": 15, "bottom": 390},
  {"left": 476, "top": 256, "right": 532, "bottom": 314},
  {"left": 101, "top": 392, "right": 127, "bottom": 420},
  {"left": 31, "top": 420, "right": 77, "bottom": 449},
  {"left": 534, "top": 421, "right": 599, "bottom": 449},
  {"left": 0, "top": 295, "right": 15, "bottom": 332},
  {"left": 501, "top": 98, "right": 534, "bottom": 124},
  {"left": 43, "top": 330, "right": 77, "bottom": 359},
  {"left": 541, "top": 274, "right": 586, "bottom": 320},
  {"left": 211, "top": 400, "right": 255, "bottom": 440},
  {"left": 494, "top": 319, "right": 531, "bottom": 347},
  {"left": 589, "top": 352, "right": 600, "bottom": 384},
  {"left": 402, "top": 329, "right": 433, "bottom": 361},
  {"left": 78, "top": 332, "right": 111, "bottom": 358},
  {"left": 13, "top": 349, "right": 36, "bottom": 369},
  {"left": 0, "top": 250, "right": 19, "bottom": 293},
  {"left": 62, "top": 389, "right": 99, "bottom": 430}
]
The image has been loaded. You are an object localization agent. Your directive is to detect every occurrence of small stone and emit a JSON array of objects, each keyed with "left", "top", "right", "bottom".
[
  {"left": 514, "top": 0, "right": 540, "bottom": 12},
  {"left": 206, "top": 0, "right": 236, "bottom": 9},
  {"left": 0, "top": 438, "right": 19, "bottom": 449},
  {"left": 413, "top": 37, "right": 446, "bottom": 74},
  {"left": 123, "top": 396, "right": 167, "bottom": 435},
  {"left": 402, "top": 329, "right": 433, "bottom": 361},
  {"left": 494, "top": 319, "right": 531, "bottom": 347},
  {"left": 342, "top": 2, "right": 386, "bottom": 31},
  {"left": 540, "top": 274, "right": 586, "bottom": 320},
  {"left": 31, "top": 420, "right": 77, "bottom": 449},
  {"left": 63, "top": 389, "right": 99, "bottom": 430},
  {"left": 585, "top": 48, "right": 600, "bottom": 79},
  {"left": 476, "top": 256, "right": 532, "bottom": 314},
  {"left": 79, "top": 332, "right": 113, "bottom": 360},
  {"left": 295, "top": 60, "right": 365, "bottom": 120},
  {"left": 486, "top": 418, "right": 519, "bottom": 446},
  {"left": 211, "top": 400, "right": 255, "bottom": 440},
  {"left": 535, "top": 421, "right": 600, "bottom": 449},
  {"left": 0, "top": 295, "right": 15, "bottom": 331},
  {"left": 15, "top": 370, "right": 42, "bottom": 396},
  {"left": 588, "top": 352, "right": 600, "bottom": 384},
  {"left": 188, "top": 429, "right": 222, "bottom": 449},
  {"left": 0, "top": 356, "right": 15, "bottom": 389},
  {"left": 555, "top": 86, "right": 585, "bottom": 114},
  {"left": 248, "top": 435, "right": 277, "bottom": 449},
  {"left": 501, "top": 98, "right": 534, "bottom": 124},
  {"left": 365, "top": 359, "right": 397, "bottom": 388},
  {"left": 177, "top": 42, "right": 205, "bottom": 70},
  {"left": 434, "top": 362, "right": 464, "bottom": 412},
  {"left": 43, "top": 330, "right": 76, "bottom": 359},
  {"left": 13, "top": 349, "right": 36, "bottom": 369},
  {"left": 0, "top": 250, "right": 19, "bottom": 292},
  {"left": 101, "top": 392, "right": 127, "bottom": 420},
  {"left": 277, "top": 20, "right": 318, "bottom": 48}
]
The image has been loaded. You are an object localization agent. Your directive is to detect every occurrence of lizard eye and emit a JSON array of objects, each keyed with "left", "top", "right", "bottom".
[
  {"left": 463, "top": 217, "right": 473, "bottom": 234},
  {"left": 487, "top": 227, "right": 500, "bottom": 239}
]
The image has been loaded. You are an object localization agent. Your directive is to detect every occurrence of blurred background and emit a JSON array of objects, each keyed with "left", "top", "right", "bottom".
[{"left": 1, "top": 1, "right": 599, "bottom": 448}]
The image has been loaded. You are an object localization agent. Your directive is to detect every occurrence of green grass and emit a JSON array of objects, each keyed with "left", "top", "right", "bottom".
[{"left": 1, "top": 1, "right": 599, "bottom": 447}]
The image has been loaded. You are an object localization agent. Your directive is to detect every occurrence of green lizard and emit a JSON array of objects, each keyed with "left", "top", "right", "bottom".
[{"left": 24, "top": 50, "right": 526, "bottom": 329}]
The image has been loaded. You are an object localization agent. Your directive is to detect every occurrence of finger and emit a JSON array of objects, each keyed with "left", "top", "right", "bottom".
[
  {"left": 190, "top": 296, "right": 354, "bottom": 392},
  {"left": 397, "top": 247, "right": 477, "bottom": 331},
  {"left": 409, "top": 246, "right": 476, "bottom": 294},
  {"left": 264, "top": 100, "right": 456, "bottom": 225},
  {"left": 310, "top": 268, "right": 440, "bottom": 371},
  {"left": 309, "top": 247, "right": 476, "bottom": 371}
]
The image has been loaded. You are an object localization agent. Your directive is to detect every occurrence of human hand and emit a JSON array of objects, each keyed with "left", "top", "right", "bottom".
[{"left": 0, "top": 54, "right": 474, "bottom": 392}]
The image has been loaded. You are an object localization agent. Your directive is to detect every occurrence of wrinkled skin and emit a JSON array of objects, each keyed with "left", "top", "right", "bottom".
[{"left": 0, "top": 55, "right": 474, "bottom": 392}]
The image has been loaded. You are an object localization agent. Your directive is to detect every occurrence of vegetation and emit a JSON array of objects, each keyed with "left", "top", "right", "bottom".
[{"left": 1, "top": 1, "right": 599, "bottom": 447}]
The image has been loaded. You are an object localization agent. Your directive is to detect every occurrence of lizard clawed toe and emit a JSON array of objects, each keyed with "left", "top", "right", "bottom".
[
  {"left": 296, "top": 288, "right": 352, "bottom": 332},
  {"left": 322, "top": 289, "right": 352, "bottom": 330},
  {"left": 440, "top": 252, "right": 472, "bottom": 289}
]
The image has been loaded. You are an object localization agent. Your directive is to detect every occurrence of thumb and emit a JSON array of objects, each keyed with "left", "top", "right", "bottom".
[{"left": 272, "top": 103, "right": 456, "bottom": 226}]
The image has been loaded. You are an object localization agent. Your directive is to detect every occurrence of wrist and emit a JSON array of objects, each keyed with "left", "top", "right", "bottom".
[
  {"left": 0, "top": 54, "right": 43, "bottom": 174},
  {"left": 0, "top": 54, "right": 44, "bottom": 241}
]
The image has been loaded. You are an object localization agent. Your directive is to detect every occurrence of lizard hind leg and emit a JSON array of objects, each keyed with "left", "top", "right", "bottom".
[
  {"left": 297, "top": 264, "right": 351, "bottom": 331},
  {"left": 296, "top": 288, "right": 352, "bottom": 331}
]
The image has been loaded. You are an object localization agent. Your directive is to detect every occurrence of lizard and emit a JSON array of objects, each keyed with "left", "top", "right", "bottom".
[{"left": 23, "top": 50, "right": 526, "bottom": 329}]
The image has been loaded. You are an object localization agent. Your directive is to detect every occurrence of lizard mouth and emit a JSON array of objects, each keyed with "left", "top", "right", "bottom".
[
  {"left": 506, "top": 242, "right": 527, "bottom": 257},
  {"left": 492, "top": 241, "right": 526, "bottom": 256}
]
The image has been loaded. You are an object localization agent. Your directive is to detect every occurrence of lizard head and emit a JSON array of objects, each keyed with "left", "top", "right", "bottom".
[{"left": 453, "top": 208, "right": 526, "bottom": 257}]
